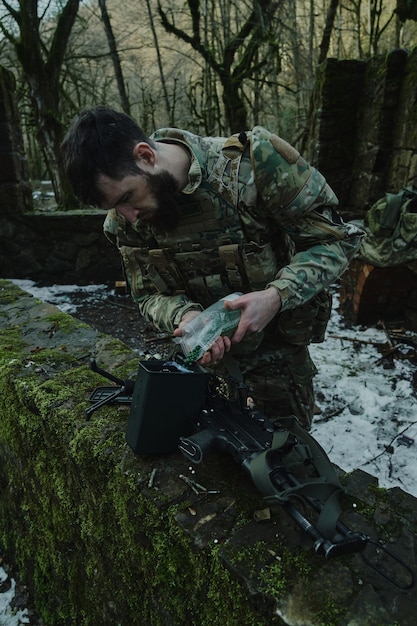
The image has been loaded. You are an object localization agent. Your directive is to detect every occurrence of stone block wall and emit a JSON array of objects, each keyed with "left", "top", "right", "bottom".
[
  {"left": 0, "top": 67, "right": 120, "bottom": 284},
  {"left": 1, "top": 209, "right": 122, "bottom": 283},
  {"left": 304, "top": 58, "right": 366, "bottom": 213},
  {"left": 349, "top": 50, "right": 409, "bottom": 211},
  {"left": 387, "top": 47, "right": 417, "bottom": 191},
  {"left": 304, "top": 48, "right": 417, "bottom": 219}
]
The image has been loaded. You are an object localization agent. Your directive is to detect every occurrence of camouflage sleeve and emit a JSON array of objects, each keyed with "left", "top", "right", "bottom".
[
  {"left": 138, "top": 294, "right": 203, "bottom": 333},
  {"left": 103, "top": 210, "right": 202, "bottom": 333},
  {"left": 251, "top": 126, "right": 364, "bottom": 311},
  {"left": 269, "top": 210, "right": 363, "bottom": 310}
]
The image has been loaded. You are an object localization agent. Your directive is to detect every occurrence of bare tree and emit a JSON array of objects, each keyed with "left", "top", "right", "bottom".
[
  {"left": 318, "top": 0, "right": 340, "bottom": 63},
  {"left": 157, "top": 0, "right": 282, "bottom": 133},
  {"left": 144, "top": 0, "right": 173, "bottom": 123},
  {"left": 0, "top": 0, "right": 81, "bottom": 206},
  {"left": 98, "top": 0, "right": 131, "bottom": 114},
  {"left": 368, "top": 0, "right": 397, "bottom": 55}
]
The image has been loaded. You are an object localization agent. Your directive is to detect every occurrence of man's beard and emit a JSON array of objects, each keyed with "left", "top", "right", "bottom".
[{"left": 143, "top": 170, "right": 182, "bottom": 233}]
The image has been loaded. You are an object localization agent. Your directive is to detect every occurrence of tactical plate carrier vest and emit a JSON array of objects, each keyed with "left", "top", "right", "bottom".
[{"left": 104, "top": 127, "right": 339, "bottom": 343}]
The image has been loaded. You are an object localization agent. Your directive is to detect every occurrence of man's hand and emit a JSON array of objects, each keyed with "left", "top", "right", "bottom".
[
  {"left": 173, "top": 287, "right": 281, "bottom": 365},
  {"left": 224, "top": 287, "right": 282, "bottom": 343},
  {"left": 173, "top": 309, "right": 232, "bottom": 365}
]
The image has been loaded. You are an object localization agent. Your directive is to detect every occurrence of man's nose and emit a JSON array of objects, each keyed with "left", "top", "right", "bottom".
[{"left": 119, "top": 207, "right": 139, "bottom": 223}]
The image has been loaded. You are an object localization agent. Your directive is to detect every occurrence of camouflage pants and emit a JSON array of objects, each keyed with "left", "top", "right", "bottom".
[{"left": 214, "top": 341, "right": 317, "bottom": 430}]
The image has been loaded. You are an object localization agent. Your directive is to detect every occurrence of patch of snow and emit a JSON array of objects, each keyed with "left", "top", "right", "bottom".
[
  {"left": 0, "top": 566, "right": 29, "bottom": 625},
  {"left": 10, "top": 279, "right": 110, "bottom": 314},
  {"left": 310, "top": 294, "right": 417, "bottom": 497}
]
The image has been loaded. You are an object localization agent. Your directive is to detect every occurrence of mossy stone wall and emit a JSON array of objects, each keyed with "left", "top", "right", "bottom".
[{"left": 1, "top": 279, "right": 417, "bottom": 625}]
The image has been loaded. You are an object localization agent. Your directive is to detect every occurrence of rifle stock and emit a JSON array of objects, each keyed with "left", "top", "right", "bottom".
[{"left": 178, "top": 385, "right": 370, "bottom": 559}]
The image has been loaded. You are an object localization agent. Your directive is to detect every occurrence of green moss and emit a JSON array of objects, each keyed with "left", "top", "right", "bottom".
[
  {"left": 0, "top": 334, "right": 316, "bottom": 624},
  {"left": 0, "top": 327, "right": 24, "bottom": 360},
  {"left": 259, "top": 547, "right": 311, "bottom": 597},
  {"left": 138, "top": 509, "right": 272, "bottom": 626},
  {"left": 314, "top": 599, "right": 345, "bottom": 626},
  {"left": 0, "top": 279, "right": 24, "bottom": 304},
  {"left": 44, "top": 311, "right": 90, "bottom": 333},
  {"left": 0, "top": 348, "right": 270, "bottom": 624}
]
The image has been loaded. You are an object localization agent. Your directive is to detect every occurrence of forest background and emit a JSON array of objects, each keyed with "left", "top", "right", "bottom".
[{"left": 1, "top": 0, "right": 417, "bottom": 209}]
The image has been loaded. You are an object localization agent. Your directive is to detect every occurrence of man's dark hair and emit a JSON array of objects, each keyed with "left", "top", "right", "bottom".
[{"left": 61, "top": 106, "right": 154, "bottom": 206}]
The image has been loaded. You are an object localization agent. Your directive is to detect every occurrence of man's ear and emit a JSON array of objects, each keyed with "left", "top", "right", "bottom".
[{"left": 133, "top": 142, "right": 156, "bottom": 167}]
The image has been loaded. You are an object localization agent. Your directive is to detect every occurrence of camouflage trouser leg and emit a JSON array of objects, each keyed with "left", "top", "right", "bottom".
[{"left": 222, "top": 343, "right": 317, "bottom": 430}]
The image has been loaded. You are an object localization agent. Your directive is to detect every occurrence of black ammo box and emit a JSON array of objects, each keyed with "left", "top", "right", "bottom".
[{"left": 126, "top": 360, "right": 209, "bottom": 454}]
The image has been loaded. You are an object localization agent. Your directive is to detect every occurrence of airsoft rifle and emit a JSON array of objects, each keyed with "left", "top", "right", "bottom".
[{"left": 87, "top": 357, "right": 415, "bottom": 590}]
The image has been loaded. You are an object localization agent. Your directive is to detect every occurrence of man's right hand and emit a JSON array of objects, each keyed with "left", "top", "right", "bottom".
[{"left": 173, "top": 310, "right": 232, "bottom": 365}]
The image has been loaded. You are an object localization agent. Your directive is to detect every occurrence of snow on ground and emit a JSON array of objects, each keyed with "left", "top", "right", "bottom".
[
  {"left": 0, "top": 565, "right": 29, "bottom": 625},
  {"left": 10, "top": 280, "right": 111, "bottom": 314},
  {"left": 310, "top": 295, "right": 417, "bottom": 497}
]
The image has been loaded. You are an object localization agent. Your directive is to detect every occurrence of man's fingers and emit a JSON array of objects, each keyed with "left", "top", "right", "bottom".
[{"left": 198, "top": 336, "right": 231, "bottom": 365}]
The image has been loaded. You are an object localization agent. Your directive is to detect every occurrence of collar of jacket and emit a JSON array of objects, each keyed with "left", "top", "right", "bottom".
[{"left": 150, "top": 127, "right": 207, "bottom": 195}]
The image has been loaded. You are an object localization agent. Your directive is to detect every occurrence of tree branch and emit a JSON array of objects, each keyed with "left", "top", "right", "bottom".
[
  {"left": 157, "top": 1, "right": 221, "bottom": 72},
  {"left": 46, "top": 0, "right": 80, "bottom": 77}
]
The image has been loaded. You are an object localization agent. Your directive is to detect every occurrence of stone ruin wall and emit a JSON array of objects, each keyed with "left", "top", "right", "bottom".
[
  {"left": 303, "top": 48, "right": 417, "bottom": 220},
  {"left": 0, "top": 66, "right": 120, "bottom": 284},
  {"left": 300, "top": 48, "right": 417, "bottom": 328}
]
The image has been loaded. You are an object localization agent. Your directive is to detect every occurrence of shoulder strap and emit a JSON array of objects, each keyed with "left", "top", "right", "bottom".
[
  {"left": 248, "top": 416, "right": 343, "bottom": 540},
  {"left": 222, "top": 131, "right": 250, "bottom": 158}
]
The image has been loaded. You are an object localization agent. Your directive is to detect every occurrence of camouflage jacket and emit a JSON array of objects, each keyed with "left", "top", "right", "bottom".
[{"left": 103, "top": 126, "right": 363, "bottom": 334}]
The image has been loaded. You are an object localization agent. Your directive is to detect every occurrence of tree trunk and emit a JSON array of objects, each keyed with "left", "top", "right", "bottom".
[
  {"left": 318, "top": 0, "right": 340, "bottom": 64},
  {"left": 221, "top": 75, "right": 248, "bottom": 132},
  {"left": 2, "top": 0, "right": 81, "bottom": 207},
  {"left": 98, "top": 0, "right": 131, "bottom": 115},
  {"left": 145, "top": 0, "right": 172, "bottom": 124}
]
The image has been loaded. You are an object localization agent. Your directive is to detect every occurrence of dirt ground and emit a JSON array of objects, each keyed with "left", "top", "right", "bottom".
[{"left": 70, "top": 284, "right": 173, "bottom": 359}]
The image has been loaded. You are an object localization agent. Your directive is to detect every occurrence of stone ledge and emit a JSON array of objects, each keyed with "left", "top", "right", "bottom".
[{"left": 0, "top": 278, "right": 416, "bottom": 625}]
